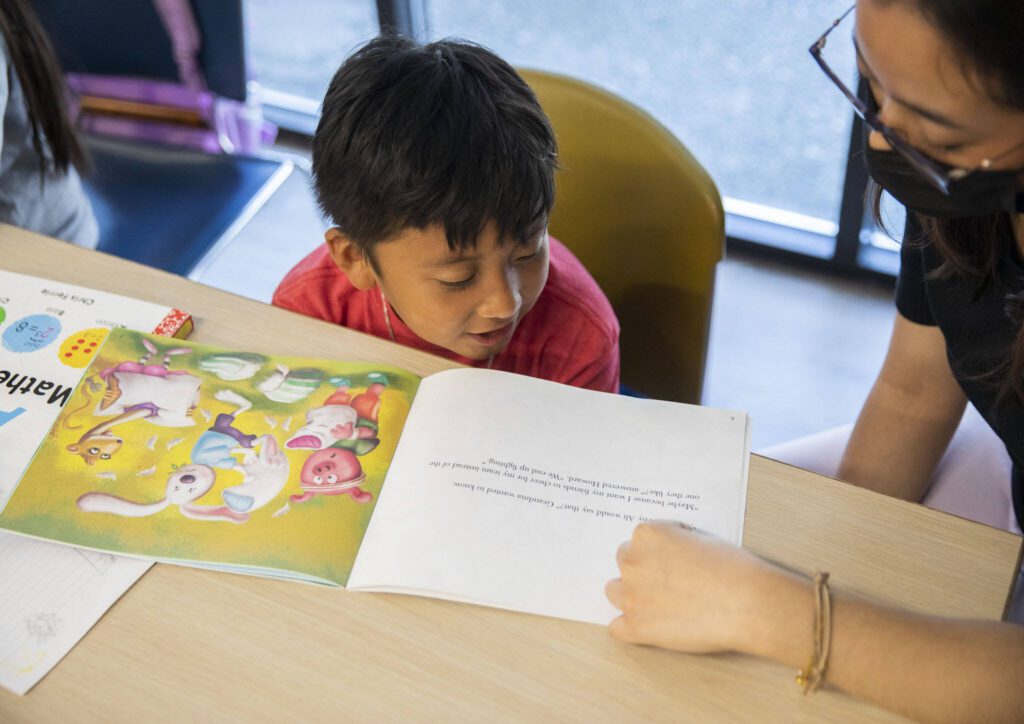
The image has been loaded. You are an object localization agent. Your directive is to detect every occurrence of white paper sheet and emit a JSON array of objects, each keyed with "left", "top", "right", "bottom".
[
  {"left": 349, "top": 368, "right": 750, "bottom": 624},
  {"left": 0, "top": 532, "right": 150, "bottom": 694}
]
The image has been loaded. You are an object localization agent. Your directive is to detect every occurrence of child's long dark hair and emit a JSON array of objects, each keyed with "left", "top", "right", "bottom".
[
  {"left": 872, "top": 0, "right": 1024, "bottom": 405},
  {"left": 0, "top": 0, "right": 85, "bottom": 174}
]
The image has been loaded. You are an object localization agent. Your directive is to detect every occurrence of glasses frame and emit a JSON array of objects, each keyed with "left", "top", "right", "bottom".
[{"left": 810, "top": 5, "right": 971, "bottom": 195}]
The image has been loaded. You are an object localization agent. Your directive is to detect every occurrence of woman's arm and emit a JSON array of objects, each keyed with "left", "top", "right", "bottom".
[
  {"left": 607, "top": 522, "right": 1024, "bottom": 723},
  {"left": 838, "top": 312, "right": 967, "bottom": 501}
]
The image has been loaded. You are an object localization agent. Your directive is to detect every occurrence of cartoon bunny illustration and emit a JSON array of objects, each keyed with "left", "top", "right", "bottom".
[
  {"left": 77, "top": 385, "right": 293, "bottom": 524},
  {"left": 76, "top": 463, "right": 243, "bottom": 522},
  {"left": 77, "top": 437, "right": 291, "bottom": 524},
  {"left": 218, "top": 434, "right": 291, "bottom": 516},
  {"left": 184, "top": 391, "right": 290, "bottom": 520}
]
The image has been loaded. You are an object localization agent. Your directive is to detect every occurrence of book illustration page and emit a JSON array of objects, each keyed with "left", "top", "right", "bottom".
[
  {"left": 348, "top": 368, "right": 750, "bottom": 624},
  {"left": 0, "top": 329, "right": 421, "bottom": 586}
]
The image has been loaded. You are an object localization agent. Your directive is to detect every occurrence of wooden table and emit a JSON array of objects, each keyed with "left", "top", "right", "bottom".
[{"left": 2, "top": 225, "right": 1021, "bottom": 722}]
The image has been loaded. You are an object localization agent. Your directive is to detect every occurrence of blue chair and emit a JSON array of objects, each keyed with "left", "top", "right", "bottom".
[
  {"left": 83, "top": 137, "right": 293, "bottom": 278},
  {"left": 34, "top": 0, "right": 296, "bottom": 277}
]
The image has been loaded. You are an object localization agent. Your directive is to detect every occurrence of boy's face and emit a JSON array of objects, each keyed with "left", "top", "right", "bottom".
[{"left": 329, "top": 221, "right": 549, "bottom": 360}]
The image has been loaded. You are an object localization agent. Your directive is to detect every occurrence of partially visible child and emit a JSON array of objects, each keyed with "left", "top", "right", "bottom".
[
  {"left": 273, "top": 36, "right": 620, "bottom": 393},
  {"left": 0, "top": 0, "right": 97, "bottom": 248}
]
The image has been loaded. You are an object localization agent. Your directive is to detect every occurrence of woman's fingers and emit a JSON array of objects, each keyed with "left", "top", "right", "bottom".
[
  {"left": 608, "top": 614, "right": 634, "bottom": 642},
  {"left": 616, "top": 540, "right": 631, "bottom": 569},
  {"left": 605, "top": 576, "right": 622, "bottom": 609}
]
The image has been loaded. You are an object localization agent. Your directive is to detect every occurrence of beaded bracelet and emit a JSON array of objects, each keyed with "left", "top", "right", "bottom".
[{"left": 795, "top": 571, "right": 832, "bottom": 694}]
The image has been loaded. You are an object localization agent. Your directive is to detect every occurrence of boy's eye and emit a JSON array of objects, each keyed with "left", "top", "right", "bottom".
[
  {"left": 515, "top": 251, "right": 540, "bottom": 263},
  {"left": 438, "top": 276, "right": 475, "bottom": 291}
]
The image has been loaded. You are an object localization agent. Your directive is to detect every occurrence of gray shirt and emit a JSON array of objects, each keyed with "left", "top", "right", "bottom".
[{"left": 0, "top": 37, "right": 97, "bottom": 248}]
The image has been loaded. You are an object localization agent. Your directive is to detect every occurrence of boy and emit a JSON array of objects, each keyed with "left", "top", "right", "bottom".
[{"left": 273, "top": 36, "right": 620, "bottom": 393}]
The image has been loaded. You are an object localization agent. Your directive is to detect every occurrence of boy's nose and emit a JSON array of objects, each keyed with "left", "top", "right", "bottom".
[{"left": 478, "top": 274, "right": 520, "bottom": 320}]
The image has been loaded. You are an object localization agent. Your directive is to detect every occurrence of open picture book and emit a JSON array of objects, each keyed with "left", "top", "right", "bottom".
[{"left": 0, "top": 328, "right": 751, "bottom": 625}]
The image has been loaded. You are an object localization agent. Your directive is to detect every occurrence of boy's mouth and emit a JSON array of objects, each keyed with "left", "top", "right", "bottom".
[{"left": 466, "top": 322, "right": 514, "bottom": 348}]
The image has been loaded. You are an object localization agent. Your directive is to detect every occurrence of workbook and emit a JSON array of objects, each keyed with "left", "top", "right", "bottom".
[
  {"left": 0, "top": 271, "right": 192, "bottom": 695},
  {"left": 0, "top": 270, "right": 192, "bottom": 502},
  {"left": 0, "top": 328, "right": 751, "bottom": 628}
]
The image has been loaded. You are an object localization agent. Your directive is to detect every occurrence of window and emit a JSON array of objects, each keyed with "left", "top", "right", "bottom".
[
  {"left": 245, "top": 0, "right": 893, "bottom": 275},
  {"left": 245, "top": 0, "right": 380, "bottom": 130},
  {"left": 430, "top": 1, "right": 854, "bottom": 224}
]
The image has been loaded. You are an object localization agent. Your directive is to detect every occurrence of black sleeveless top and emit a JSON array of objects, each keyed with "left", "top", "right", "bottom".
[{"left": 895, "top": 215, "right": 1024, "bottom": 528}]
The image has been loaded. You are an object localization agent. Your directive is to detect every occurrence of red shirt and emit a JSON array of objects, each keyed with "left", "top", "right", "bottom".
[{"left": 272, "top": 237, "right": 620, "bottom": 392}]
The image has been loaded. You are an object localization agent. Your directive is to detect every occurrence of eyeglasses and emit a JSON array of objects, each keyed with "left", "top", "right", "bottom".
[{"left": 809, "top": 5, "right": 1021, "bottom": 195}]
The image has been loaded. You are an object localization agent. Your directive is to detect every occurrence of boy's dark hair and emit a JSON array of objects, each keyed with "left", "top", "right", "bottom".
[{"left": 312, "top": 35, "right": 557, "bottom": 258}]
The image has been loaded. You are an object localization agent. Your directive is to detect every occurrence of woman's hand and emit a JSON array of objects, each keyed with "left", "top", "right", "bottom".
[{"left": 605, "top": 521, "right": 800, "bottom": 656}]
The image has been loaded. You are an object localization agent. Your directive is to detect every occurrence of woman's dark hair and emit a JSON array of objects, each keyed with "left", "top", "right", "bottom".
[
  {"left": 0, "top": 0, "right": 85, "bottom": 174},
  {"left": 871, "top": 0, "right": 1024, "bottom": 404},
  {"left": 311, "top": 35, "right": 557, "bottom": 262}
]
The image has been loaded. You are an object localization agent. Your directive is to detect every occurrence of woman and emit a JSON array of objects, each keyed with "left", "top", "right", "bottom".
[
  {"left": 607, "top": 2, "right": 1024, "bottom": 721},
  {"left": 0, "top": 0, "right": 97, "bottom": 248}
]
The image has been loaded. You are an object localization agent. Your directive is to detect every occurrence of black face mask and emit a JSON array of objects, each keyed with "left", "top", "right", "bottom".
[{"left": 858, "top": 79, "right": 1024, "bottom": 218}]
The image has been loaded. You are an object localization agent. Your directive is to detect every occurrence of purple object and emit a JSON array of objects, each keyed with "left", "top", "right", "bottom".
[{"left": 67, "top": 0, "right": 276, "bottom": 154}]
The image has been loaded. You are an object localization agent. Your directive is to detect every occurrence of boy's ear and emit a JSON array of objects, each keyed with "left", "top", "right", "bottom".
[{"left": 325, "top": 228, "right": 378, "bottom": 290}]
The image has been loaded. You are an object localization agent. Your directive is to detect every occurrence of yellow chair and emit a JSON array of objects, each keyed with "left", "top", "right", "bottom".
[{"left": 519, "top": 69, "right": 724, "bottom": 404}]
